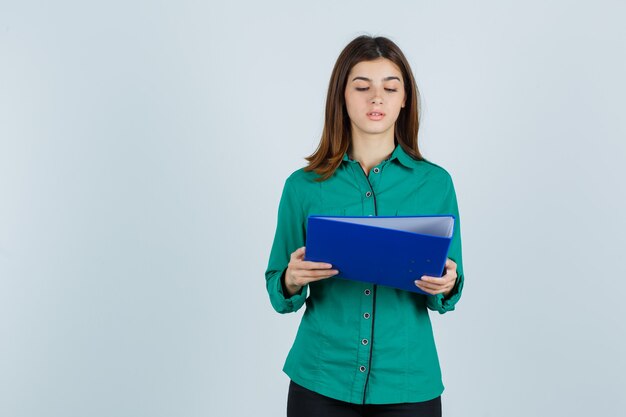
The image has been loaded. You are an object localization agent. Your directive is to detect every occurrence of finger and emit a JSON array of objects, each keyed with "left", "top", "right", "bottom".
[
  {"left": 420, "top": 271, "right": 453, "bottom": 281},
  {"left": 298, "top": 268, "right": 339, "bottom": 277},
  {"left": 290, "top": 247, "right": 306, "bottom": 261},
  {"left": 420, "top": 276, "right": 449, "bottom": 285},
  {"left": 422, "top": 273, "right": 455, "bottom": 285},
  {"left": 415, "top": 282, "right": 442, "bottom": 295},
  {"left": 306, "top": 269, "right": 339, "bottom": 279},
  {"left": 446, "top": 258, "right": 457, "bottom": 269},
  {"left": 440, "top": 270, "right": 457, "bottom": 286},
  {"left": 415, "top": 281, "right": 450, "bottom": 295},
  {"left": 294, "top": 269, "right": 339, "bottom": 285},
  {"left": 417, "top": 277, "right": 452, "bottom": 291},
  {"left": 445, "top": 270, "right": 458, "bottom": 280},
  {"left": 297, "top": 260, "right": 334, "bottom": 270},
  {"left": 415, "top": 279, "right": 441, "bottom": 291},
  {"left": 442, "top": 266, "right": 458, "bottom": 280}
]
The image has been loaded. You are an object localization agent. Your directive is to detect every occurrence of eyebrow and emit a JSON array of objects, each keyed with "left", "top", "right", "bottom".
[{"left": 352, "top": 76, "right": 402, "bottom": 82}]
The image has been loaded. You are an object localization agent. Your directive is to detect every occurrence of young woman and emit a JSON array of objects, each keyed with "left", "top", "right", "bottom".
[{"left": 265, "top": 35, "right": 464, "bottom": 417}]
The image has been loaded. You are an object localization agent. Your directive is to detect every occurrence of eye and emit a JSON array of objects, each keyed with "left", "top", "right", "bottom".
[{"left": 354, "top": 87, "right": 398, "bottom": 92}]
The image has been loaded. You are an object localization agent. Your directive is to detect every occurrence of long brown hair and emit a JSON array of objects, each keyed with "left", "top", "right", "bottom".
[{"left": 304, "top": 35, "right": 423, "bottom": 182}]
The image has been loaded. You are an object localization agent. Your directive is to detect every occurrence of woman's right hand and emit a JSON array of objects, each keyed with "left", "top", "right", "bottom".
[{"left": 284, "top": 246, "right": 339, "bottom": 296}]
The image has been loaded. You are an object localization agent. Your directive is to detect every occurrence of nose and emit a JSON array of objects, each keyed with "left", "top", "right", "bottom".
[
  {"left": 370, "top": 86, "right": 383, "bottom": 105},
  {"left": 370, "top": 95, "right": 383, "bottom": 105}
]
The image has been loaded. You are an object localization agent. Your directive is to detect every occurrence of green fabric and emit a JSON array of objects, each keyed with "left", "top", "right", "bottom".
[{"left": 265, "top": 144, "right": 464, "bottom": 404}]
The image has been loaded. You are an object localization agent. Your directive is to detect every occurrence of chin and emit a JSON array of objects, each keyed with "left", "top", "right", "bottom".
[
  {"left": 365, "top": 125, "right": 394, "bottom": 135},
  {"left": 353, "top": 120, "right": 395, "bottom": 137}
]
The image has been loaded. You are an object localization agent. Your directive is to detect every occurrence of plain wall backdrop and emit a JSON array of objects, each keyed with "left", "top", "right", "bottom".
[{"left": 1, "top": 1, "right": 625, "bottom": 416}]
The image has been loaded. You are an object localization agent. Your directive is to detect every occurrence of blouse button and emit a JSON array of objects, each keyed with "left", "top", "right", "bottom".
[
  {"left": 359, "top": 366, "right": 367, "bottom": 372},
  {"left": 363, "top": 312, "right": 370, "bottom": 319},
  {"left": 373, "top": 168, "right": 380, "bottom": 174},
  {"left": 364, "top": 289, "right": 371, "bottom": 295},
  {"left": 365, "top": 191, "right": 372, "bottom": 197},
  {"left": 362, "top": 339, "right": 369, "bottom": 345}
]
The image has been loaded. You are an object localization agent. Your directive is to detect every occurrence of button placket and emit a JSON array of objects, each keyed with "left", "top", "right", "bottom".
[
  {"left": 350, "top": 161, "right": 377, "bottom": 395},
  {"left": 350, "top": 163, "right": 374, "bottom": 215},
  {"left": 356, "top": 283, "right": 374, "bottom": 389}
]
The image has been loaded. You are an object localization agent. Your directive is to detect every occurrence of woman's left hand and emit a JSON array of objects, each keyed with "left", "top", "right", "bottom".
[{"left": 415, "top": 258, "right": 457, "bottom": 297}]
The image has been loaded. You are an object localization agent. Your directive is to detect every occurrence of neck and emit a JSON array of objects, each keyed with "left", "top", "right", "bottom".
[{"left": 349, "top": 130, "right": 396, "bottom": 175}]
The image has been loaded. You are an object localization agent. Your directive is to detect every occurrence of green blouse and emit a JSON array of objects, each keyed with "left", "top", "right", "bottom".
[{"left": 265, "top": 144, "right": 464, "bottom": 404}]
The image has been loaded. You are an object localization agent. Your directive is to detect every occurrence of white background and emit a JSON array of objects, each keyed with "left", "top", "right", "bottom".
[{"left": 1, "top": 1, "right": 625, "bottom": 416}]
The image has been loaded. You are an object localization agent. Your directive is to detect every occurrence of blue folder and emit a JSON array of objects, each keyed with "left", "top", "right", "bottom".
[{"left": 304, "top": 215, "right": 455, "bottom": 294}]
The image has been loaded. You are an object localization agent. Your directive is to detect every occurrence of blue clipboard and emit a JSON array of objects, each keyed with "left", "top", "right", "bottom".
[{"left": 304, "top": 215, "right": 455, "bottom": 294}]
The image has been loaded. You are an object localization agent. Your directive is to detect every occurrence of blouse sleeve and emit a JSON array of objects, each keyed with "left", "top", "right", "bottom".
[
  {"left": 265, "top": 176, "right": 308, "bottom": 313},
  {"left": 426, "top": 174, "right": 465, "bottom": 314}
]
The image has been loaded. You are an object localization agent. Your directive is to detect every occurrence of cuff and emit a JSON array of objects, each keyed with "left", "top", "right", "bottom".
[
  {"left": 426, "top": 273, "right": 464, "bottom": 314},
  {"left": 269, "top": 269, "right": 308, "bottom": 313}
]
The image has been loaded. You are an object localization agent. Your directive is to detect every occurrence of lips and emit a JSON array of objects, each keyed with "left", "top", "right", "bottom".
[{"left": 367, "top": 111, "right": 385, "bottom": 121}]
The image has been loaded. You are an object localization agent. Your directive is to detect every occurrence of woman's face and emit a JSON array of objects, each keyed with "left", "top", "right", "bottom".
[{"left": 344, "top": 58, "right": 406, "bottom": 140}]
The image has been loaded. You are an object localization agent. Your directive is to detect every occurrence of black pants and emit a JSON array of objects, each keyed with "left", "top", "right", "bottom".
[{"left": 287, "top": 380, "right": 442, "bottom": 417}]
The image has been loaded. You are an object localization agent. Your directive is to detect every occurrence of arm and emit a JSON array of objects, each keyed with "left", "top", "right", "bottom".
[
  {"left": 265, "top": 177, "right": 339, "bottom": 313},
  {"left": 265, "top": 177, "right": 309, "bottom": 313},
  {"left": 424, "top": 175, "right": 465, "bottom": 314}
]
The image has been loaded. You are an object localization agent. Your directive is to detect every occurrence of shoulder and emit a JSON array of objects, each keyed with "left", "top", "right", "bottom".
[
  {"left": 285, "top": 166, "right": 322, "bottom": 187},
  {"left": 279, "top": 167, "right": 322, "bottom": 201},
  {"left": 409, "top": 158, "right": 454, "bottom": 187}
]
